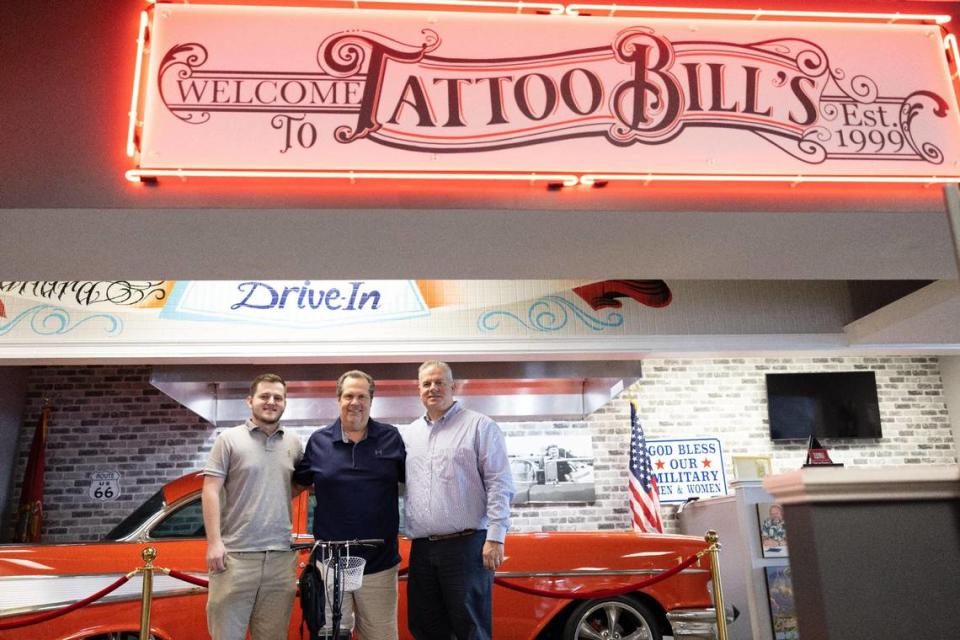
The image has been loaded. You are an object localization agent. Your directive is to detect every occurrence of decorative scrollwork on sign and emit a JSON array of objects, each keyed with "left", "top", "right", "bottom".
[
  {"left": 752, "top": 130, "right": 828, "bottom": 164},
  {"left": 607, "top": 28, "right": 683, "bottom": 144},
  {"left": 751, "top": 39, "right": 829, "bottom": 78},
  {"left": 742, "top": 36, "right": 951, "bottom": 166},
  {"left": 158, "top": 43, "right": 211, "bottom": 124},
  {"left": 0, "top": 281, "right": 169, "bottom": 307},
  {"left": 819, "top": 103, "right": 841, "bottom": 122},
  {"left": 794, "top": 45, "right": 829, "bottom": 79},
  {"left": 900, "top": 91, "right": 947, "bottom": 165},
  {"left": 758, "top": 39, "right": 875, "bottom": 107},
  {"left": 802, "top": 126, "right": 832, "bottom": 144},
  {"left": 101, "top": 281, "right": 168, "bottom": 305},
  {"left": 0, "top": 305, "right": 123, "bottom": 337},
  {"left": 316, "top": 30, "right": 440, "bottom": 143},
  {"left": 317, "top": 33, "right": 371, "bottom": 77},
  {"left": 842, "top": 74, "right": 879, "bottom": 104},
  {"left": 817, "top": 58, "right": 877, "bottom": 104},
  {"left": 794, "top": 135, "right": 829, "bottom": 164},
  {"left": 478, "top": 296, "right": 624, "bottom": 333}
]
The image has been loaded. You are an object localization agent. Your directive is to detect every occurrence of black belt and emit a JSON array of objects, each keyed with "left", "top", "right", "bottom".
[{"left": 426, "top": 528, "right": 476, "bottom": 541}]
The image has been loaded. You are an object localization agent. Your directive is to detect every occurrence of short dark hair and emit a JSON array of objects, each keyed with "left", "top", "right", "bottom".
[
  {"left": 337, "top": 370, "right": 375, "bottom": 399},
  {"left": 249, "top": 373, "right": 287, "bottom": 397}
]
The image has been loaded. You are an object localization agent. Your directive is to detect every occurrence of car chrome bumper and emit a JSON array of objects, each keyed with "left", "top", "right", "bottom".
[{"left": 666, "top": 607, "right": 735, "bottom": 639}]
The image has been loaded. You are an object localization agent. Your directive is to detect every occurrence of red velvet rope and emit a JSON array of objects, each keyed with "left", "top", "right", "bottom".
[
  {"left": 167, "top": 569, "right": 209, "bottom": 588},
  {"left": 0, "top": 546, "right": 704, "bottom": 631},
  {"left": 0, "top": 574, "right": 131, "bottom": 630},
  {"left": 401, "top": 549, "right": 705, "bottom": 600},
  {"left": 493, "top": 549, "right": 705, "bottom": 599}
]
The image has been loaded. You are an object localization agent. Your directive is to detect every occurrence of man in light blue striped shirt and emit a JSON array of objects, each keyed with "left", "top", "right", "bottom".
[{"left": 402, "top": 361, "right": 514, "bottom": 640}]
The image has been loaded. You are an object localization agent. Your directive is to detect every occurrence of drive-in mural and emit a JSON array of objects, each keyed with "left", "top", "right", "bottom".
[
  {"left": 0, "top": 279, "right": 670, "bottom": 342},
  {"left": 0, "top": 278, "right": 860, "bottom": 360}
]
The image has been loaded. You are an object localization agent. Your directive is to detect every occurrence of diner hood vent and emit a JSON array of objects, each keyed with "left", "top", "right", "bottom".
[{"left": 150, "top": 362, "right": 642, "bottom": 425}]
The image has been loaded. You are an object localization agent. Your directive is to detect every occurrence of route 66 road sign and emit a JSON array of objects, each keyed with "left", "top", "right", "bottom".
[{"left": 89, "top": 471, "right": 122, "bottom": 501}]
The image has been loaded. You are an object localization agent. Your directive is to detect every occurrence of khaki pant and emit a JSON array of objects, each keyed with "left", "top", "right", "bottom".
[
  {"left": 321, "top": 564, "right": 399, "bottom": 640},
  {"left": 207, "top": 549, "right": 297, "bottom": 640}
]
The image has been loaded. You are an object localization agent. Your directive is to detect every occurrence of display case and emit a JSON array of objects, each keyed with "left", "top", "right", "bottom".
[
  {"left": 763, "top": 465, "right": 960, "bottom": 640},
  {"left": 677, "top": 480, "right": 793, "bottom": 640}
]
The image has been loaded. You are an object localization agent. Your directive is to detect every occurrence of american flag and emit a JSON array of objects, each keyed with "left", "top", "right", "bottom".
[{"left": 629, "top": 402, "right": 663, "bottom": 533}]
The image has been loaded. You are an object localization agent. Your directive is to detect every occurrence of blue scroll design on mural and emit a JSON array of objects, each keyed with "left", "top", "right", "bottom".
[
  {"left": 0, "top": 304, "right": 123, "bottom": 336},
  {"left": 478, "top": 295, "right": 623, "bottom": 332}
]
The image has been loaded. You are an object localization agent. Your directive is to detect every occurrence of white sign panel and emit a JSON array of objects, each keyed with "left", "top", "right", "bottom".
[
  {"left": 136, "top": 4, "right": 960, "bottom": 178},
  {"left": 647, "top": 437, "right": 727, "bottom": 504},
  {"left": 89, "top": 471, "right": 122, "bottom": 502}
]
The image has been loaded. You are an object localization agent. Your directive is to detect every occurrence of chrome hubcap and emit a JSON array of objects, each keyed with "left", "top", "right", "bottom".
[{"left": 573, "top": 600, "right": 654, "bottom": 640}]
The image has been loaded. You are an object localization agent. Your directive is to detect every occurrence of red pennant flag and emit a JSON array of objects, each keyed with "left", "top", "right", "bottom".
[{"left": 15, "top": 406, "right": 50, "bottom": 543}]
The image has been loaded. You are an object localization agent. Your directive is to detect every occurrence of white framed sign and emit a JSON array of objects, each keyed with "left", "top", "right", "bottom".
[
  {"left": 132, "top": 4, "right": 960, "bottom": 180},
  {"left": 89, "top": 471, "right": 122, "bottom": 502},
  {"left": 647, "top": 437, "right": 727, "bottom": 503}
]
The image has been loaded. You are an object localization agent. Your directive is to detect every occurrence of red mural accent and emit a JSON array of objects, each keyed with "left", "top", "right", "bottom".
[{"left": 573, "top": 280, "right": 672, "bottom": 310}]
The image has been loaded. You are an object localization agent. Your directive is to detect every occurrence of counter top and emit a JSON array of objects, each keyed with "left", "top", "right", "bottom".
[{"left": 763, "top": 464, "right": 960, "bottom": 504}]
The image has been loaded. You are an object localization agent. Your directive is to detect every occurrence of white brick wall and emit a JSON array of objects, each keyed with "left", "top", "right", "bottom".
[
  {"left": 6, "top": 358, "right": 955, "bottom": 542},
  {"left": 626, "top": 356, "right": 956, "bottom": 533}
]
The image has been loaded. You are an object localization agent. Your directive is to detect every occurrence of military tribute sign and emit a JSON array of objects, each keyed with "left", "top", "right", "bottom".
[{"left": 646, "top": 437, "right": 727, "bottom": 504}]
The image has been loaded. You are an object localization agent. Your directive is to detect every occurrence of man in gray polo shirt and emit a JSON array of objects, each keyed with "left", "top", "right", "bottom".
[{"left": 202, "top": 373, "right": 304, "bottom": 640}]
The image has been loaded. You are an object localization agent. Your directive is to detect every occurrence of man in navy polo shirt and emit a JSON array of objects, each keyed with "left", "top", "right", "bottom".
[{"left": 294, "top": 370, "right": 406, "bottom": 640}]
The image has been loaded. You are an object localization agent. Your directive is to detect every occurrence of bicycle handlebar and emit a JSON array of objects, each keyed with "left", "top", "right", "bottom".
[
  {"left": 317, "top": 538, "right": 384, "bottom": 547},
  {"left": 291, "top": 538, "right": 385, "bottom": 551}
]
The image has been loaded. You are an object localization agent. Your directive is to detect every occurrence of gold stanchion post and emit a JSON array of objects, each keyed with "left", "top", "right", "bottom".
[
  {"left": 705, "top": 530, "right": 729, "bottom": 640},
  {"left": 139, "top": 546, "right": 157, "bottom": 640}
]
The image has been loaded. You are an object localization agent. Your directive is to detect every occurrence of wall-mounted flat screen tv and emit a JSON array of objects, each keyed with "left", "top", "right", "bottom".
[{"left": 766, "top": 371, "right": 882, "bottom": 441}]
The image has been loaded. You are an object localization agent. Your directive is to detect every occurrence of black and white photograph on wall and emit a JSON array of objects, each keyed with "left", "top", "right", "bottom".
[
  {"left": 757, "top": 501, "right": 789, "bottom": 558},
  {"left": 508, "top": 432, "right": 596, "bottom": 504}
]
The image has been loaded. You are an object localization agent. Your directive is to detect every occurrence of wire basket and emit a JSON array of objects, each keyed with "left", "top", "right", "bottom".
[{"left": 322, "top": 556, "right": 366, "bottom": 592}]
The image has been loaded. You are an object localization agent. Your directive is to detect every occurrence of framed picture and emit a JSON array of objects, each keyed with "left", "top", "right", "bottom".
[
  {"left": 507, "top": 432, "right": 596, "bottom": 504},
  {"left": 732, "top": 455, "right": 772, "bottom": 481},
  {"left": 757, "top": 502, "right": 788, "bottom": 558},
  {"left": 765, "top": 565, "right": 800, "bottom": 640}
]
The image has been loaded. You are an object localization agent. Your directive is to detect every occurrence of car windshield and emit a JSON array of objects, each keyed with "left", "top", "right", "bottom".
[{"left": 103, "top": 489, "right": 166, "bottom": 540}]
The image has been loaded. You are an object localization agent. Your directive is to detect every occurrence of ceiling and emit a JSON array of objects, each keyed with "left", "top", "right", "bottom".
[{"left": 2, "top": 0, "right": 959, "bottom": 359}]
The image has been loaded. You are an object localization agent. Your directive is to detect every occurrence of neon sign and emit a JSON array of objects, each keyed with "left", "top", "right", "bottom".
[{"left": 128, "top": 2, "right": 960, "bottom": 184}]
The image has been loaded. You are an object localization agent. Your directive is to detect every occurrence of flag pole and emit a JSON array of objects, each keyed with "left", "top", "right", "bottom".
[
  {"left": 15, "top": 402, "right": 51, "bottom": 544},
  {"left": 629, "top": 401, "right": 663, "bottom": 533}
]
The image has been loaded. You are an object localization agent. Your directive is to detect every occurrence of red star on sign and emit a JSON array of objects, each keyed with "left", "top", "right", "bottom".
[
  {"left": 701, "top": 458, "right": 712, "bottom": 468},
  {"left": 655, "top": 459, "right": 665, "bottom": 470}
]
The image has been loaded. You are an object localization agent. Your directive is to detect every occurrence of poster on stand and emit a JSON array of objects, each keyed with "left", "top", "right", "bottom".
[
  {"left": 757, "top": 502, "right": 789, "bottom": 558},
  {"left": 765, "top": 565, "right": 800, "bottom": 640}
]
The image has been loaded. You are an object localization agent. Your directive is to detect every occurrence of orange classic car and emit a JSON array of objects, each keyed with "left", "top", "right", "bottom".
[{"left": 0, "top": 472, "right": 725, "bottom": 640}]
